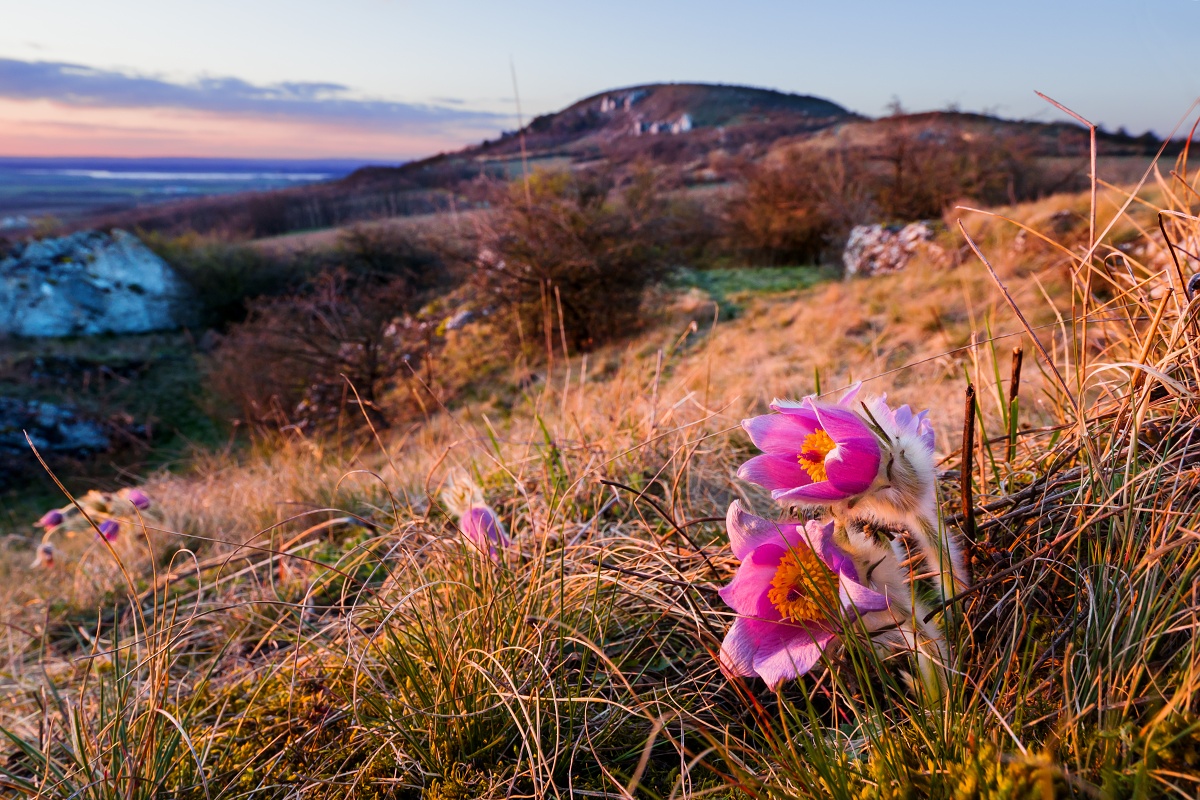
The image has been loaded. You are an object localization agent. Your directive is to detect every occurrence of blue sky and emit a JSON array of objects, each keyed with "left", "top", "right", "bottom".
[{"left": 0, "top": 0, "right": 1196, "bottom": 159}]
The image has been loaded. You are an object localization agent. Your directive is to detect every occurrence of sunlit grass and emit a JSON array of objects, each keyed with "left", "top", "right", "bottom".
[{"left": 2, "top": 137, "right": 1199, "bottom": 798}]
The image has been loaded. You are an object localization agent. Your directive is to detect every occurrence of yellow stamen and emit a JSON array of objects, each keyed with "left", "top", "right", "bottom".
[
  {"left": 767, "top": 547, "right": 837, "bottom": 622},
  {"left": 798, "top": 429, "right": 836, "bottom": 482}
]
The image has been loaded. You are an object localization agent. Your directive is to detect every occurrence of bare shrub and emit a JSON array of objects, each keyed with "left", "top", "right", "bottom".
[
  {"left": 725, "top": 148, "right": 876, "bottom": 265},
  {"left": 471, "top": 169, "right": 674, "bottom": 353},
  {"left": 724, "top": 123, "right": 1064, "bottom": 266},
  {"left": 207, "top": 228, "right": 448, "bottom": 431},
  {"left": 871, "top": 125, "right": 1039, "bottom": 219}
]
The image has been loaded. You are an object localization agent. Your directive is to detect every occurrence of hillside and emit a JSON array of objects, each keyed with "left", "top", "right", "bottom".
[
  {"left": 6, "top": 169, "right": 1200, "bottom": 795},
  {"left": 76, "top": 82, "right": 1176, "bottom": 240}
]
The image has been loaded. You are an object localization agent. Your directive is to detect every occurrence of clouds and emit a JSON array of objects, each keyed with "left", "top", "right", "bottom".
[{"left": 0, "top": 57, "right": 511, "bottom": 134}]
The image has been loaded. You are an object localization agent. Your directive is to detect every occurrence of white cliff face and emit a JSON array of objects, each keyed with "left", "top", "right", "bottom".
[{"left": 0, "top": 229, "right": 188, "bottom": 337}]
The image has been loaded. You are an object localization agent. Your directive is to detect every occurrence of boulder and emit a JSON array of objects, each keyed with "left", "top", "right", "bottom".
[
  {"left": 0, "top": 229, "right": 188, "bottom": 337},
  {"left": 0, "top": 397, "right": 109, "bottom": 456},
  {"left": 843, "top": 221, "right": 944, "bottom": 277}
]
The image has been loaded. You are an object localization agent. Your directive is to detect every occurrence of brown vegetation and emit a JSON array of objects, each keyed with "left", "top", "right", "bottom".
[
  {"left": 468, "top": 169, "right": 679, "bottom": 353},
  {"left": 205, "top": 226, "right": 448, "bottom": 431}
]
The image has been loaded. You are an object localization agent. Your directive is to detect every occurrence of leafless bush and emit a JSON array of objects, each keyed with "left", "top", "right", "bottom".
[
  {"left": 470, "top": 169, "right": 674, "bottom": 353},
  {"left": 724, "top": 123, "right": 1071, "bottom": 265},
  {"left": 725, "top": 148, "right": 876, "bottom": 265},
  {"left": 871, "top": 125, "right": 1043, "bottom": 219},
  {"left": 206, "top": 228, "right": 448, "bottom": 431}
]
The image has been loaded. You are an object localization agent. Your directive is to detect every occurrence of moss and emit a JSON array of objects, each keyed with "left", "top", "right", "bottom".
[{"left": 850, "top": 741, "right": 1067, "bottom": 800}]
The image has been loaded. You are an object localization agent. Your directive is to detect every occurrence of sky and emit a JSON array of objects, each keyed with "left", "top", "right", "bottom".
[{"left": 0, "top": 0, "right": 1197, "bottom": 161}]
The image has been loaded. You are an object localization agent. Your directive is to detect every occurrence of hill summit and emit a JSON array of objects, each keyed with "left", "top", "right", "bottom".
[{"left": 495, "top": 82, "right": 855, "bottom": 153}]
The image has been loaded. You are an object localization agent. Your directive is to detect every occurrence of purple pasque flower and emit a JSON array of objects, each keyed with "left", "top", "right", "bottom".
[
  {"left": 36, "top": 509, "right": 64, "bottom": 529},
  {"left": 718, "top": 501, "right": 889, "bottom": 689},
  {"left": 739, "top": 387, "right": 881, "bottom": 505},
  {"left": 126, "top": 489, "right": 151, "bottom": 510},
  {"left": 459, "top": 504, "right": 510, "bottom": 560},
  {"left": 877, "top": 397, "right": 935, "bottom": 456},
  {"left": 97, "top": 519, "right": 120, "bottom": 541}
]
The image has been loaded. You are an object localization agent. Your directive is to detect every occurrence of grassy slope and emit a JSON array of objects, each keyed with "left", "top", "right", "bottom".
[{"left": 2, "top": 174, "right": 1198, "bottom": 797}]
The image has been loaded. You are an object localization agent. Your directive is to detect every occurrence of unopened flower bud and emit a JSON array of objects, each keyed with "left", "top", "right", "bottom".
[
  {"left": 460, "top": 504, "right": 511, "bottom": 560},
  {"left": 31, "top": 542, "right": 54, "bottom": 568},
  {"left": 36, "top": 509, "right": 64, "bottom": 529}
]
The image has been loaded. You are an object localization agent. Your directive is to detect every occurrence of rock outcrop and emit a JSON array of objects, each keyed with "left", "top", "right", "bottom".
[
  {"left": 0, "top": 398, "right": 109, "bottom": 456},
  {"left": 843, "top": 222, "right": 946, "bottom": 277},
  {"left": 0, "top": 229, "right": 188, "bottom": 337}
]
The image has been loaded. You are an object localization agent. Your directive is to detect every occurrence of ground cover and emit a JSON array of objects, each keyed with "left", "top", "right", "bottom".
[{"left": 1, "top": 153, "right": 1197, "bottom": 798}]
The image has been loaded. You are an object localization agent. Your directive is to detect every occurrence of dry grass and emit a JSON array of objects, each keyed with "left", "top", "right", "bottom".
[{"left": 1, "top": 134, "right": 1198, "bottom": 798}]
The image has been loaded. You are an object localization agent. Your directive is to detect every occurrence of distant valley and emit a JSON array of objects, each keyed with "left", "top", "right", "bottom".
[{"left": 0, "top": 157, "right": 372, "bottom": 233}]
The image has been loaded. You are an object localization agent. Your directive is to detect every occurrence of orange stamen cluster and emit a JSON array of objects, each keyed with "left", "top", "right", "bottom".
[
  {"left": 798, "top": 428, "right": 836, "bottom": 482},
  {"left": 767, "top": 546, "right": 837, "bottom": 622}
]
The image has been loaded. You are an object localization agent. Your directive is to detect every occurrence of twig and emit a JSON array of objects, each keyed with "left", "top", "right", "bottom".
[
  {"left": 961, "top": 384, "right": 978, "bottom": 580},
  {"left": 599, "top": 479, "right": 721, "bottom": 579},
  {"left": 1007, "top": 346, "right": 1024, "bottom": 462},
  {"left": 1158, "top": 212, "right": 1190, "bottom": 299}
]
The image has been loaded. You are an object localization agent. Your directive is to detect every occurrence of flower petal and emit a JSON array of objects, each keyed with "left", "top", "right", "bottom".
[
  {"left": 769, "top": 398, "right": 820, "bottom": 422},
  {"left": 36, "top": 510, "right": 64, "bottom": 529},
  {"left": 804, "top": 519, "right": 854, "bottom": 576},
  {"left": 773, "top": 480, "right": 854, "bottom": 504},
  {"left": 719, "top": 617, "right": 760, "bottom": 678},
  {"left": 916, "top": 410, "right": 935, "bottom": 452},
  {"left": 725, "top": 500, "right": 803, "bottom": 560},
  {"left": 461, "top": 505, "right": 508, "bottom": 559},
  {"left": 838, "top": 382, "right": 863, "bottom": 407},
  {"left": 753, "top": 626, "right": 835, "bottom": 688},
  {"left": 742, "top": 413, "right": 815, "bottom": 455},
  {"left": 718, "top": 544, "right": 784, "bottom": 615},
  {"left": 824, "top": 437, "right": 881, "bottom": 494},
  {"left": 810, "top": 402, "right": 875, "bottom": 443},
  {"left": 737, "top": 454, "right": 812, "bottom": 495},
  {"left": 839, "top": 577, "right": 890, "bottom": 614}
]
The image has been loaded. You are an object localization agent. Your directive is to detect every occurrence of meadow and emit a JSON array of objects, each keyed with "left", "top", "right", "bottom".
[{"left": 1, "top": 134, "right": 1199, "bottom": 800}]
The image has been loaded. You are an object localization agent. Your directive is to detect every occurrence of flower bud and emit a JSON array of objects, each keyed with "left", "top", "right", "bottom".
[
  {"left": 460, "top": 504, "right": 510, "bottom": 560},
  {"left": 30, "top": 542, "right": 54, "bottom": 568},
  {"left": 36, "top": 509, "right": 64, "bottom": 529}
]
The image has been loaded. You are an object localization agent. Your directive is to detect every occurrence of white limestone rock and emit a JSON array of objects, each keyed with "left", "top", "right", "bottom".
[
  {"left": 843, "top": 221, "right": 946, "bottom": 277},
  {"left": 0, "top": 229, "right": 189, "bottom": 337}
]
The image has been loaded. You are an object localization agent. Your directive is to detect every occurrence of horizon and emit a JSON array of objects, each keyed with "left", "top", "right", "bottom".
[{"left": 2, "top": 0, "right": 1198, "bottom": 161}]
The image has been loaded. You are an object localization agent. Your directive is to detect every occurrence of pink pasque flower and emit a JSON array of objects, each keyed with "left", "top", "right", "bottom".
[
  {"left": 98, "top": 519, "right": 120, "bottom": 541},
  {"left": 126, "top": 489, "right": 151, "bottom": 510},
  {"left": 718, "top": 501, "right": 889, "bottom": 688},
  {"left": 739, "top": 387, "right": 881, "bottom": 505},
  {"left": 460, "top": 505, "right": 510, "bottom": 560},
  {"left": 36, "top": 509, "right": 64, "bottom": 529}
]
